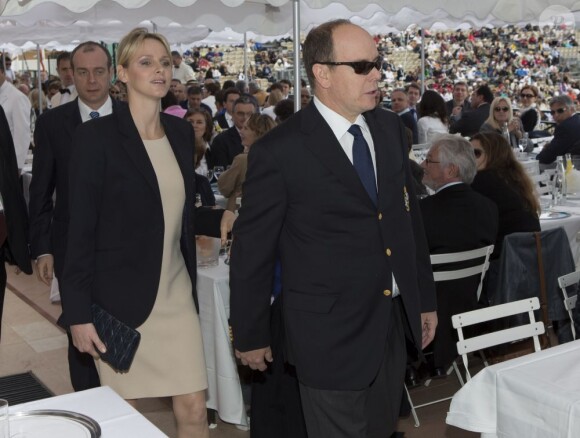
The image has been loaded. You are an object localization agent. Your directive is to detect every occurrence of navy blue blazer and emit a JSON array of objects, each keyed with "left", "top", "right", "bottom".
[
  {"left": 536, "top": 113, "right": 580, "bottom": 164},
  {"left": 60, "top": 104, "right": 224, "bottom": 328},
  {"left": 230, "top": 103, "right": 436, "bottom": 390}
]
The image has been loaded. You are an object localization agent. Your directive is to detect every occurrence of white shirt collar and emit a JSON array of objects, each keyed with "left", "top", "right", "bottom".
[
  {"left": 397, "top": 108, "right": 410, "bottom": 116},
  {"left": 78, "top": 96, "right": 113, "bottom": 123},
  {"left": 313, "top": 96, "right": 369, "bottom": 142}
]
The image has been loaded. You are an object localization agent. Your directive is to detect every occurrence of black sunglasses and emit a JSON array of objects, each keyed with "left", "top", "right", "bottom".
[
  {"left": 473, "top": 149, "right": 483, "bottom": 158},
  {"left": 550, "top": 107, "right": 567, "bottom": 115},
  {"left": 315, "top": 57, "right": 382, "bottom": 75},
  {"left": 494, "top": 106, "right": 510, "bottom": 112},
  {"left": 520, "top": 93, "right": 535, "bottom": 98}
]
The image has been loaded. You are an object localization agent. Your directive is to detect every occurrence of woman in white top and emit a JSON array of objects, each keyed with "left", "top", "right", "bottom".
[{"left": 417, "top": 90, "right": 449, "bottom": 144}]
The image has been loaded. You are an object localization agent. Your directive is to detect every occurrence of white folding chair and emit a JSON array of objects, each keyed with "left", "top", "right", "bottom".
[
  {"left": 410, "top": 142, "right": 430, "bottom": 163},
  {"left": 557, "top": 270, "right": 580, "bottom": 340},
  {"left": 406, "top": 245, "right": 494, "bottom": 427},
  {"left": 452, "top": 297, "right": 545, "bottom": 381},
  {"left": 532, "top": 169, "right": 555, "bottom": 197}
]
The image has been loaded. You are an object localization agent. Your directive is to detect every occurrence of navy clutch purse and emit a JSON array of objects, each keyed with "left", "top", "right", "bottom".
[{"left": 91, "top": 304, "right": 141, "bottom": 372}]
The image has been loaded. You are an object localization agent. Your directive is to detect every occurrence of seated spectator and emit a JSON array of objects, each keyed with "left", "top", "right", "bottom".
[
  {"left": 470, "top": 132, "right": 540, "bottom": 259},
  {"left": 218, "top": 114, "right": 276, "bottom": 212},
  {"left": 420, "top": 134, "right": 498, "bottom": 376},
  {"left": 211, "top": 94, "right": 258, "bottom": 167},
  {"left": 391, "top": 88, "right": 418, "bottom": 144},
  {"left": 262, "top": 89, "right": 284, "bottom": 120},
  {"left": 184, "top": 85, "right": 213, "bottom": 115},
  {"left": 184, "top": 108, "right": 214, "bottom": 178},
  {"left": 417, "top": 90, "right": 448, "bottom": 143},
  {"left": 536, "top": 95, "right": 580, "bottom": 164},
  {"left": 161, "top": 90, "right": 186, "bottom": 118},
  {"left": 518, "top": 85, "right": 542, "bottom": 133},
  {"left": 480, "top": 97, "right": 523, "bottom": 148},
  {"left": 446, "top": 81, "right": 471, "bottom": 118},
  {"left": 449, "top": 84, "right": 493, "bottom": 137}
]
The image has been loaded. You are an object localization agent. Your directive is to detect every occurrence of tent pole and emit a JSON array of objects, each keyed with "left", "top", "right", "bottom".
[
  {"left": 37, "top": 43, "right": 42, "bottom": 115},
  {"left": 420, "top": 27, "right": 425, "bottom": 94},
  {"left": 244, "top": 32, "right": 248, "bottom": 81},
  {"left": 292, "top": 0, "right": 300, "bottom": 112}
]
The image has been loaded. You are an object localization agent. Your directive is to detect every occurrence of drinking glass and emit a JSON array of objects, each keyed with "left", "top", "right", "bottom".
[
  {"left": 0, "top": 399, "right": 9, "bottom": 438},
  {"left": 213, "top": 166, "right": 224, "bottom": 180}
]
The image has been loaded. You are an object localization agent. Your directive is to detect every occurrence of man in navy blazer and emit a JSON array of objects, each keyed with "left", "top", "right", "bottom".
[
  {"left": 230, "top": 20, "right": 437, "bottom": 437},
  {"left": 420, "top": 135, "right": 498, "bottom": 375},
  {"left": 449, "top": 84, "right": 493, "bottom": 137},
  {"left": 211, "top": 94, "right": 258, "bottom": 168},
  {"left": 29, "top": 41, "right": 121, "bottom": 391},
  {"left": 537, "top": 95, "right": 580, "bottom": 164}
]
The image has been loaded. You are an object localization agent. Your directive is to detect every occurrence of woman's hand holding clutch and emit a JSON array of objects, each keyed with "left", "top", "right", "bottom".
[{"left": 70, "top": 323, "right": 107, "bottom": 359}]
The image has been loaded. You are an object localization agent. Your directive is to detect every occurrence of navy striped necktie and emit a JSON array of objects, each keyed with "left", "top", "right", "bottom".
[
  {"left": 348, "top": 124, "right": 377, "bottom": 206},
  {"left": 89, "top": 111, "right": 100, "bottom": 119}
]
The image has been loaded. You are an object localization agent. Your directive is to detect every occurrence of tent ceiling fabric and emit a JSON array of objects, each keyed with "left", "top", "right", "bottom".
[{"left": 1, "top": 0, "right": 580, "bottom": 46}]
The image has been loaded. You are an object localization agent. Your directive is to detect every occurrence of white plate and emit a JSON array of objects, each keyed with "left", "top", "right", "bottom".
[
  {"left": 540, "top": 211, "right": 571, "bottom": 220},
  {"left": 9, "top": 410, "right": 100, "bottom": 438}
]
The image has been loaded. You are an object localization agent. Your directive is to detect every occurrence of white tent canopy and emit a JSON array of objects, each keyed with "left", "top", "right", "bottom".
[{"left": 2, "top": 0, "right": 579, "bottom": 46}]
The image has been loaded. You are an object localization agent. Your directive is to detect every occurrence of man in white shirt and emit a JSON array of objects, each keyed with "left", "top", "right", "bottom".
[
  {"left": 29, "top": 41, "right": 117, "bottom": 393},
  {"left": 0, "top": 62, "right": 31, "bottom": 172},
  {"left": 3, "top": 56, "right": 15, "bottom": 83},
  {"left": 172, "top": 50, "right": 195, "bottom": 83},
  {"left": 50, "top": 52, "right": 78, "bottom": 108}
]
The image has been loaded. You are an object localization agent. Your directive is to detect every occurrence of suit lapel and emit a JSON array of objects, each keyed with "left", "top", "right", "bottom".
[
  {"left": 116, "top": 105, "right": 162, "bottom": 202},
  {"left": 301, "top": 104, "right": 375, "bottom": 209},
  {"left": 63, "top": 99, "right": 82, "bottom": 145}
]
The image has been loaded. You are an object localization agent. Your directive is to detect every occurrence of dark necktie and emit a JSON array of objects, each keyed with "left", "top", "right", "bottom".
[
  {"left": 59, "top": 88, "right": 70, "bottom": 94},
  {"left": 348, "top": 124, "right": 377, "bottom": 206},
  {"left": 410, "top": 107, "right": 417, "bottom": 121},
  {"left": 89, "top": 111, "right": 100, "bottom": 119}
]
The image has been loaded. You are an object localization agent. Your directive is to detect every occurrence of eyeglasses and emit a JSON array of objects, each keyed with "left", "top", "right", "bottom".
[
  {"left": 315, "top": 57, "right": 382, "bottom": 75},
  {"left": 494, "top": 107, "right": 510, "bottom": 112},
  {"left": 473, "top": 149, "right": 484, "bottom": 158},
  {"left": 550, "top": 107, "right": 567, "bottom": 115},
  {"left": 425, "top": 158, "right": 440, "bottom": 165},
  {"left": 520, "top": 93, "right": 535, "bottom": 98}
]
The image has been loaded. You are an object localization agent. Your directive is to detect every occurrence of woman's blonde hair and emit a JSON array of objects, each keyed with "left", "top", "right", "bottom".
[
  {"left": 117, "top": 27, "right": 171, "bottom": 68},
  {"left": 485, "top": 96, "right": 514, "bottom": 130},
  {"left": 246, "top": 114, "right": 277, "bottom": 141}
]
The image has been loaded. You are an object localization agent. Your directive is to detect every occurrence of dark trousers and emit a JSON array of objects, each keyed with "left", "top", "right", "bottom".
[
  {"left": 251, "top": 296, "right": 308, "bottom": 438},
  {"left": 299, "top": 298, "right": 406, "bottom": 438},
  {"left": 54, "top": 261, "right": 100, "bottom": 392}
]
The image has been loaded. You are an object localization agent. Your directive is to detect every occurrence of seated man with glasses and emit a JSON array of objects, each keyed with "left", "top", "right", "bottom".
[
  {"left": 419, "top": 134, "right": 498, "bottom": 377},
  {"left": 536, "top": 95, "right": 580, "bottom": 164}
]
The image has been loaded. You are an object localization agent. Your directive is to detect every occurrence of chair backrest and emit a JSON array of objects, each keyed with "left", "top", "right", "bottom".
[
  {"left": 430, "top": 245, "right": 494, "bottom": 301},
  {"left": 411, "top": 142, "right": 430, "bottom": 163},
  {"left": 557, "top": 270, "right": 580, "bottom": 340},
  {"left": 532, "top": 170, "right": 555, "bottom": 196},
  {"left": 452, "top": 297, "right": 545, "bottom": 380}
]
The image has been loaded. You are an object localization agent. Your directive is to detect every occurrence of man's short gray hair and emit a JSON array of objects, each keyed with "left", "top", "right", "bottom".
[
  {"left": 549, "top": 94, "right": 574, "bottom": 107},
  {"left": 432, "top": 134, "right": 477, "bottom": 184}
]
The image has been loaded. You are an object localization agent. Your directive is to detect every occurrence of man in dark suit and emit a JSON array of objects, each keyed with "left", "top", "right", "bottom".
[
  {"left": 213, "top": 87, "right": 240, "bottom": 131},
  {"left": 211, "top": 94, "right": 258, "bottom": 168},
  {"left": 0, "top": 106, "right": 32, "bottom": 341},
  {"left": 420, "top": 134, "right": 498, "bottom": 375},
  {"left": 537, "top": 95, "right": 580, "bottom": 164},
  {"left": 29, "top": 41, "right": 120, "bottom": 391},
  {"left": 446, "top": 81, "right": 471, "bottom": 118},
  {"left": 391, "top": 88, "right": 418, "bottom": 144},
  {"left": 230, "top": 20, "right": 437, "bottom": 438},
  {"left": 449, "top": 84, "right": 493, "bottom": 137}
]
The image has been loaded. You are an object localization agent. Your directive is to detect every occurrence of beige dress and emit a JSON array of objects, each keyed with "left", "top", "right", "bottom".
[{"left": 96, "top": 136, "right": 207, "bottom": 399}]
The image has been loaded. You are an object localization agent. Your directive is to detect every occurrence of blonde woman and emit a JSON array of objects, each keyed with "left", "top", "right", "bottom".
[
  {"left": 61, "top": 28, "right": 234, "bottom": 437},
  {"left": 480, "top": 96, "right": 523, "bottom": 148}
]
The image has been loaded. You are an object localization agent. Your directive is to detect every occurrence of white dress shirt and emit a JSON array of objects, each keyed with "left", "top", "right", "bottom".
[
  {"left": 78, "top": 96, "right": 113, "bottom": 122},
  {"left": 172, "top": 63, "right": 195, "bottom": 83},
  {"left": 313, "top": 96, "right": 400, "bottom": 296},
  {"left": 0, "top": 80, "right": 31, "bottom": 169},
  {"left": 417, "top": 116, "right": 448, "bottom": 144},
  {"left": 49, "top": 85, "right": 77, "bottom": 108}
]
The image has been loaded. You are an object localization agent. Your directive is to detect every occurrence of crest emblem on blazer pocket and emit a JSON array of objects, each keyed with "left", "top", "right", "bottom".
[{"left": 404, "top": 186, "right": 410, "bottom": 212}]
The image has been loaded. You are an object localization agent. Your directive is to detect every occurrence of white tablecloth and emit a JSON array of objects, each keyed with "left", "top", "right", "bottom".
[
  {"left": 197, "top": 260, "right": 248, "bottom": 427},
  {"left": 540, "top": 198, "right": 580, "bottom": 265},
  {"left": 446, "top": 340, "right": 580, "bottom": 438},
  {"left": 11, "top": 386, "right": 167, "bottom": 437}
]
